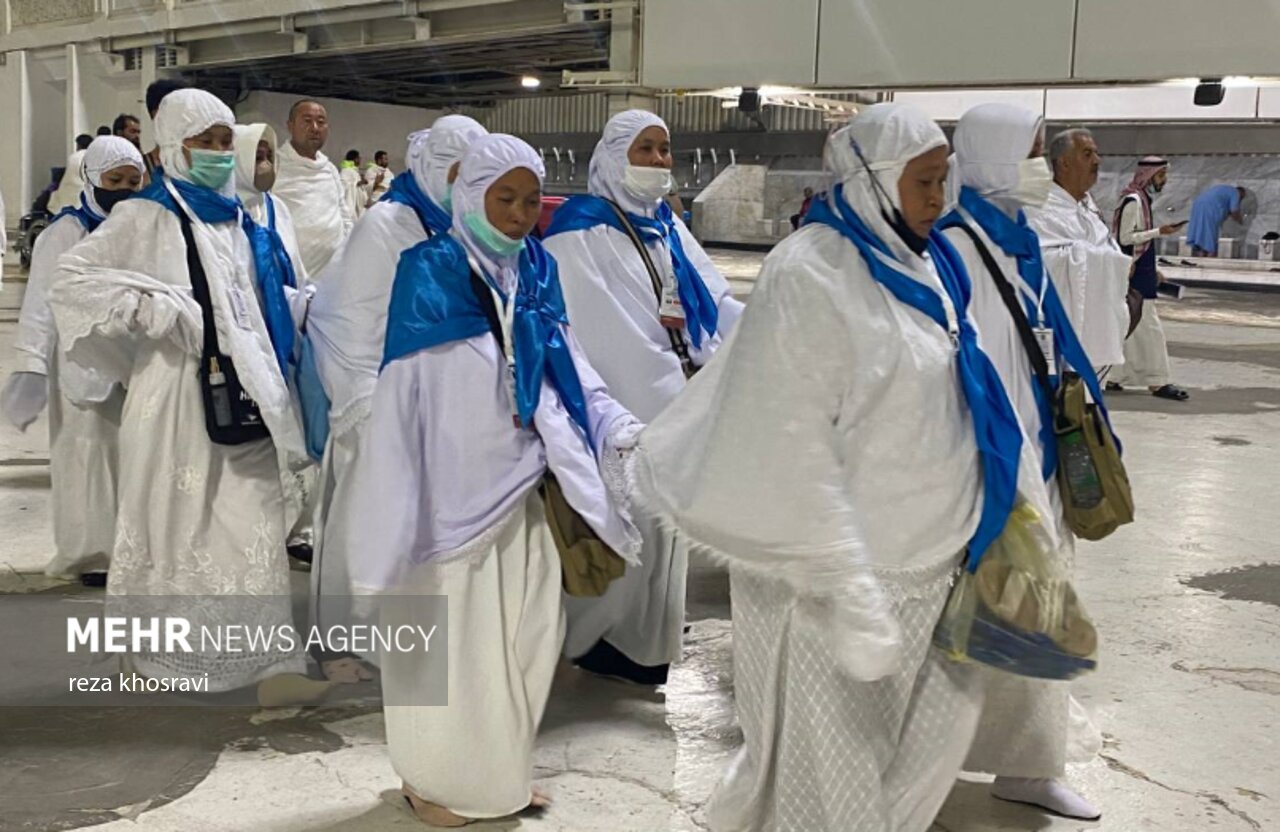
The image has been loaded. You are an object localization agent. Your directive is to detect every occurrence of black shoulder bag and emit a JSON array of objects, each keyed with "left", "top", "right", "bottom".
[
  {"left": 599, "top": 199, "right": 699, "bottom": 379},
  {"left": 177, "top": 209, "right": 271, "bottom": 445},
  {"left": 952, "top": 222, "right": 1133, "bottom": 540}
]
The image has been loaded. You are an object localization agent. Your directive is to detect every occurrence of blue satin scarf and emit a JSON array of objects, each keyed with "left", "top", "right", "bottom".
[
  {"left": 382, "top": 233, "right": 594, "bottom": 447},
  {"left": 55, "top": 194, "right": 105, "bottom": 233},
  {"left": 138, "top": 175, "right": 297, "bottom": 374},
  {"left": 807, "top": 186, "right": 1022, "bottom": 570},
  {"left": 544, "top": 195, "right": 719, "bottom": 348},
  {"left": 379, "top": 170, "right": 452, "bottom": 237},
  {"left": 937, "top": 186, "right": 1119, "bottom": 479}
]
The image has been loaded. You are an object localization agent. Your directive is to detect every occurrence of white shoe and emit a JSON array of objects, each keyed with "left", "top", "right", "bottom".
[{"left": 992, "top": 776, "right": 1102, "bottom": 821}]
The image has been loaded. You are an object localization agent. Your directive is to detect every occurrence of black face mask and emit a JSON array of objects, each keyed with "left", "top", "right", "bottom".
[
  {"left": 884, "top": 208, "right": 930, "bottom": 256},
  {"left": 94, "top": 187, "right": 134, "bottom": 215}
]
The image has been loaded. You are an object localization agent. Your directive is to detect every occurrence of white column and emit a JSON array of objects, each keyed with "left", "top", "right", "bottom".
[
  {"left": 140, "top": 45, "right": 158, "bottom": 151},
  {"left": 606, "top": 91, "right": 657, "bottom": 119},
  {"left": 17, "top": 49, "right": 34, "bottom": 214},
  {"left": 65, "top": 43, "right": 89, "bottom": 143}
]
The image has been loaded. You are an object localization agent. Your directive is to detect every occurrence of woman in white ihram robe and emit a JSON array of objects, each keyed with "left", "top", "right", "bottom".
[
  {"left": 543, "top": 109, "right": 743, "bottom": 681},
  {"left": 940, "top": 103, "right": 1102, "bottom": 821},
  {"left": 0, "top": 137, "right": 143, "bottom": 578},
  {"left": 342, "top": 134, "right": 642, "bottom": 824},
  {"left": 48, "top": 90, "right": 322, "bottom": 701},
  {"left": 634, "top": 104, "right": 1007, "bottom": 832},
  {"left": 305, "top": 116, "right": 488, "bottom": 674}
]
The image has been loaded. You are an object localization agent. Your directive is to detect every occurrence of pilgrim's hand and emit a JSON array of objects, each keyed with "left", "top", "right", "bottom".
[{"left": 0, "top": 372, "right": 49, "bottom": 431}]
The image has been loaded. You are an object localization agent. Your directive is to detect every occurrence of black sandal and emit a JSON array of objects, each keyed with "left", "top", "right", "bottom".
[
  {"left": 1152, "top": 384, "right": 1190, "bottom": 401},
  {"left": 1105, "top": 382, "right": 1125, "bottom": 393}
]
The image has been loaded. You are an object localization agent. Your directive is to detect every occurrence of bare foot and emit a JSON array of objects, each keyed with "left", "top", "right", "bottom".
[
  {"left": 321, "top": 657, "right": 375, "bottom": 684},
  {"left": 401, "top": 785, "right": 473, "bottom": 827},
  {"left": 530, "top": 787, "right": 552, "bottom": 809},
  {"left": 256, "top": 674, "right": 333, "bottom": 707}
]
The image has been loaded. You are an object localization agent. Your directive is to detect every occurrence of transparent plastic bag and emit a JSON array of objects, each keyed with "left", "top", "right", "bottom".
[{"left": 934, "top": 501, "right": 1098, "bottom": 680}]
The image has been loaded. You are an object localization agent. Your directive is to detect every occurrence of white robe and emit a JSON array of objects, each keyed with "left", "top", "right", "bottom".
[
  {"left": 49, "top": 194, "right": 307, "bottom": 690},
  {"left": 339, "top": 165, "right": 367, "bottom": 220},
  {"left": 943, "top": 216, "right": 1101, "bottom": 779},
  {"left": 48, "top": 150, "right": 86, "bottom": 215},
  {"left": 544, "top": 220, "right": 744, "bottom": 666},
  {"left": 634, "top": 222, "right": 988, "bottom": 830},
  {"left": 344, "top": 295, "right": 640, "bottom": 815},
  {"left": 273, "top": 143, "right": 353, "bottom": 277},
  {"left": 305, "top": 200, "right": 434, "bottom": 617},
  {"left": 363, "top": 164, "right": 393, "bottom": 203},
  {"left": 1026, "top": 184, "right": 1131, "bottom": 369},
  {"left": 14, "top": 215, "right": 123, "bottom": 577}
]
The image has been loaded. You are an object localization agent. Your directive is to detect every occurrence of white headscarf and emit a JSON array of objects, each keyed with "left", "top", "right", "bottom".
[
  {"left": 80, "top": 136, "right": 145, "bottom": 217},
  {"left": 952, "top": 103, "right": 1044, "bottom": 209},
  {"left": 406, "top": 114, "right": 489, "bottom": 207},
  {"left": 155, "top": 88, "right": 237, "bottom": 197},
  {"left": 589, "top": 109, "right": 669, "bottom": 217},
  {"left": 824, "top": 102, "right": 948, "bottom": 263},
  {"left": 450, "top": 133, "right": 546, "bottom": 289},
  {"left": 232, "top": 122, "right": 278, "bottom": 204}
]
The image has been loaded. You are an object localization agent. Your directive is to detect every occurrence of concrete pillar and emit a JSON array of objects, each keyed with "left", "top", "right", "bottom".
[
  {"left": 606, "top": 91, "right": 657, "bottom": 118},
  {"left": 140, "top": 46, "right": 158, "bottom": 151},
  {"left": 65, "top": 43, "right": 88, "bottom": 143}
]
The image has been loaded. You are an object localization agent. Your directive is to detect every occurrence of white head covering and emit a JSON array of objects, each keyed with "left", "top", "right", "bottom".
[
  {"left": 451, "top": 133, "right": 546, "bottom": 288},
  {"left": 406, "top": 114, "right": 489, "bottom": 207},
  {"left": 824, "top": 102, "right": 948, "bottom": 262},
  {"left": 80, "top": 136, "right": 145, "bottom": 216},
  {"left": 232, "top": 122, "right": 278, "bottom": 204},
  {"left": 589, "top": 109, "right": 669, "bottom": 217},
  {"left": 952, "top": 103, "right": 1044, "bottom": 209},
  {"left": 155, "top": 88, "right": 237, "bottom": 197}
]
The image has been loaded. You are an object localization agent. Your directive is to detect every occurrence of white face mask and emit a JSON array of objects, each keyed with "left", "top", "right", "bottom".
[
  {"left": 1010, "top": 157, "right": 1054, "bottom": 207},
  {"left": 623, "top": 164, "right": 674, "bottom": 202}
]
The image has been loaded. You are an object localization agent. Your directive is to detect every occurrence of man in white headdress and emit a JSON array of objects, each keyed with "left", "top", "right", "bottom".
[
  {"left": 48, "top": 89, "right": 326, "bottom": 705},
  {"left": 305, "top": 114, "right": 487, "bottom": 681},
  {"left": 632, "top": 102, "right": 1029, "bottom": 831},
  {"left": 1, "top": 136, "right": 144, "bottom": 580},
  {"left": 273, "top": 100, "right": 353, "bottom": 277},
  {"left": 938, "top": 102, "right": 1110, "bottom": 821},
  {"left": 1025, "top": 128, "right": 1131, "bottom": 373},
  {"left": 343, "top": 133, "right": 642, "bottom": 825},
  {"left": 543, "top": 109, "right": 743, "bottom": 685}
]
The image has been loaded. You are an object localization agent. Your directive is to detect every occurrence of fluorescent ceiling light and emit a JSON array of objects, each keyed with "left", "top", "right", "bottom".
[{"left": 521, "top": 75, "right": 541, "bottom": 89}]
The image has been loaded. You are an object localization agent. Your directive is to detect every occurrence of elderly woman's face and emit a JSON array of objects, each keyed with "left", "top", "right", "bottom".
[
  {"left": 897, "top": 145, "right": 950, "bottom": 239},
  {"left": 100, "top": 164, "right": 143, "bottom": 191},
  {"left": 628, "top": 126, "right": 673, "bottom": 170},
  {"left": 484, "top": 167, "right": 543, "bottom": 240}
]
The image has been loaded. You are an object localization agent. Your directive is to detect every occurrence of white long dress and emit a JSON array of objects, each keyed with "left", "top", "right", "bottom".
[
  {"left": 943, "top": 215, "right": 1101, "bottom": 779},
  {"left": 544, "top": 218, "right": 744, "bottom": 666},
  {"left": 305, "top": 199, "right": 434, "bottom": 619},
  {"left": 1026, "top": 185, "right": 1131, "bottom": 369},
  {"left": 273, "top": 143, "right": 353, "bottom": 277},
  {"left": 14, "top": 215, "right": 123, "bottom": 577},
  {"left": 634, "top": 222, "right": 989, "bottom": 831},
  {"left": 346, "top": 270, "right": 641, "bottom": 816},
  {"left": 49, "top": 193, "right": 308, "bottom": 689}
]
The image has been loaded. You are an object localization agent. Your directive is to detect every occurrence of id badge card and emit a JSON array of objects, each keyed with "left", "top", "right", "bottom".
[
  {"left": 1032, "top": 327, "right": 1057, "bottom": 376},
  {"left": 504, "top": 359, "right": 522, "bottom": 428},
  {"left": 659, "top": 284, "right": 686, "bottom": 330}
]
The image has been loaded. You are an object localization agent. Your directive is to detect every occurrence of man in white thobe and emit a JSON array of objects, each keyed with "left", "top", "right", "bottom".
[
  {"left": 543, "top": 109, "right": 743, "bottom": 685},
  {"left": 364, "top": 150, "right": 394, "bottom": 203},
  {"left": 273, "top": 100, "right": 354, "bottom": 277},
  {"left": 1025, "top": 128, "right": 1131, "bottom": 374}
]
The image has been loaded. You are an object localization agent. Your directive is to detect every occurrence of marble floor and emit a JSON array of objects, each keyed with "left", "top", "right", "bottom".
[{"left": 1, "top": 254, "right": 1277, "bottom": 832}]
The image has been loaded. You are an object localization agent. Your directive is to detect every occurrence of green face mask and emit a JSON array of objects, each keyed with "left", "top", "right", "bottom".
[
  {"left": 464, "top": 211, "right": 525, "bottom": 257},
  {"left": 188, "top": 148, "right": 236, "bottom": 190}
]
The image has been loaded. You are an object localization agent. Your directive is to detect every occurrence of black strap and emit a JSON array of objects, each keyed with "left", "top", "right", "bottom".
[
  {"left": 950, "top": 222, "right": 1056, "bottom": 406},
  {"left": 599, "top": 198, "right": 697, "bottom": 377},
  {"left": 176, "top": 207, "right": 221, "bottom": 361}
]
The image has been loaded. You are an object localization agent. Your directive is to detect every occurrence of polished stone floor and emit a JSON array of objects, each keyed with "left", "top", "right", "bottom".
[{"left": 1, "top": 254, "right": 1277, "bottom": 832}]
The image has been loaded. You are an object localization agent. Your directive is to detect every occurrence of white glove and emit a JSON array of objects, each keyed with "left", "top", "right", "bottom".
[{"left": 0, "top": 372, "right": 49, "bottom": 431}]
